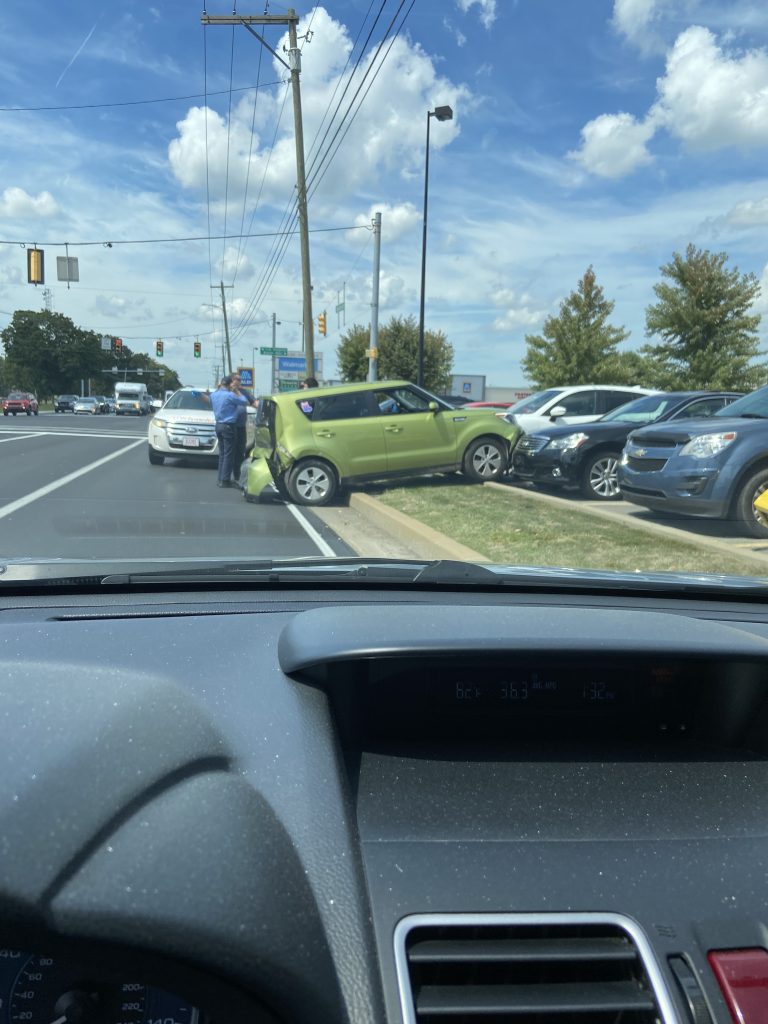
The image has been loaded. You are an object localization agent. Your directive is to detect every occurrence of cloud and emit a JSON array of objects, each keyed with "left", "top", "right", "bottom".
[
  {"left": 612, "top": 0, "right": 663, "bottom": 53},
  {"left": 0, "top": 187, "right": 59, "bottom": 218},
  {"left": 568, "top": 112, "right": 655, "bottom": 178},
  {"left": 443, "top": 19, "right": 467, "bottom": 47},
  {"left": 168, "top": 7, "right": 470, "bottom": 213},
  {"left": 351, "top": 202, "right": 421, "bottom": 243},
  {"left": 724, "top": 197, "right": 768, "bottom": 226},
  {"left": 218, "top": 246, "right": 256, "bottom": 281},
  {"left": 571, "top": 24, "right": 768, "bottom": 178},
  {"left": 490, "top": 288, "right": 547, "bottom": 332},
  {"left": 653, "top": 25, "right": 768, "bottom": 151},
  {"left": 456, "top": 0, "right": 497, "bottom": 29}
]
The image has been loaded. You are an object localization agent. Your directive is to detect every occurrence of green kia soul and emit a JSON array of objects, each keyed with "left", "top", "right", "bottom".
[{"left": 244, "top": 380, "right": 522, "bottom": 506}]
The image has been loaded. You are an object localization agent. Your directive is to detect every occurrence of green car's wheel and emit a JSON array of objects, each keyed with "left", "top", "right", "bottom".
[
  {"left": 462, "top": 436, "right": 508, "bottom": 482},
  {"left": 286, "top": 459, "right": 337, "bottom": 506}
]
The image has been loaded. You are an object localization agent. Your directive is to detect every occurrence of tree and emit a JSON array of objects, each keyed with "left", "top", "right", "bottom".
[
  {"left": 1, "top": 310, "right": 109, "bottom": 398},
  {"left": 641, "top": 244, "right": 765, "bottom": 391},
  {"left": 522, "top": 268, "right": 633, "bottom": 388},
  {"left": 336, "top": 314, "right": 454, "bottom": 393}
]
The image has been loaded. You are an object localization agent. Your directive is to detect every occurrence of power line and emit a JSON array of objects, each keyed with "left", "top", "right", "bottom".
[
  {"left": 0, "top": 82, "right": 284, "bottom": 114},
  {"left": 0, "top": 225, "right": 364, "bottom": 247}
]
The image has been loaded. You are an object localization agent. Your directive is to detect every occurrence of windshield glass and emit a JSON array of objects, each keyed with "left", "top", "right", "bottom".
[
  {"left": 507, "top": 390, "right": 564, "bottom": 415},
  {"left": 600, "top": 394, "right": 680, "bottom": 424},
  {"left": 714, "top": 387, "right": 768, "bottom": 419},
  {"left": 1, "top": 2, "right": 768, "bottom": 582}
]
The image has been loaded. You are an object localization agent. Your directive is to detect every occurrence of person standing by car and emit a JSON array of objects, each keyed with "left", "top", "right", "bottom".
[
  {"left": 231, "top": 373, "right": 257, "bottom": 482},
  {"left": 209, "top": 375, "right": 247, "bottom": 488}
]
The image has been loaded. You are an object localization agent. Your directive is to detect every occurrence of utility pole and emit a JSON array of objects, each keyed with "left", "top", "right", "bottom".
[
  {"left": 201, "top": 9, "right": 314, "bottom": 379},
  {"left": 219, "top": 281, "right": 232, "bottom": 374},
  {"left": 368, "top": 212, "right": 381, "bottom": 383},
  {"left": 271, "top": 312, "right": 280, "bottom": 392}
]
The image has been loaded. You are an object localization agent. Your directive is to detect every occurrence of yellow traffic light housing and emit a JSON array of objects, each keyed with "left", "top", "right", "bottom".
[
  {"left": 318, "top": 312, "right": 327, "bottom": 336},
  {"left": 27, "top": 248, "right": 44, "bottom": 285}
]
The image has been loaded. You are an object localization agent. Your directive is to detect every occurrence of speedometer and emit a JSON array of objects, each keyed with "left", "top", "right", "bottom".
[{"left": 2, "top": 952, "right": 198, "bottom": 1024}]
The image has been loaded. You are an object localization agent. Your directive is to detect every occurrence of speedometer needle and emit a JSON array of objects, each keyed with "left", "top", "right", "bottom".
[{"left": 49, "top": 1016, "right": 67, "bottom": 1024}]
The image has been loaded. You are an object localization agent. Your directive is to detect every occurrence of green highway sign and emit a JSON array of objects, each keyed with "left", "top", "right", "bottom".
[
  {"left": 260, "top": 346, "right": 288, "bottom": 356},
  {"left": 335, "top": 302, "right": 345, "bottom": 313},
  {"left": 278, "top": 379, "right": 300, "bottom": 392}
]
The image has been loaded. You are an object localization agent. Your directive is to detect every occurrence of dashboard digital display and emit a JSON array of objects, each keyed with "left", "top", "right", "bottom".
[{"left": 352, "top": 660, "right": 697, "bottom": 742}]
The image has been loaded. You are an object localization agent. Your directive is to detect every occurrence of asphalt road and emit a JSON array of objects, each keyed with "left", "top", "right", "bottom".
[{"left": 0, "top": 412, "right": 352, "bottom": 561}]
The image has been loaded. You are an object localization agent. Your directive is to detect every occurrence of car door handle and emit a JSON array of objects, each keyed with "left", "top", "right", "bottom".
[
  {"left": 315, "top": 430, "right": 335, "bottom": 437},
  {"left": 384, "top": 426, "right": 403, "bottom": 433}
]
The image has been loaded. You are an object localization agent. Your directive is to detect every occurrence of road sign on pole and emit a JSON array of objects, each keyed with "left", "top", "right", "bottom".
[{"left": 260, "top": 346, "right": 288, "bottom": 356}]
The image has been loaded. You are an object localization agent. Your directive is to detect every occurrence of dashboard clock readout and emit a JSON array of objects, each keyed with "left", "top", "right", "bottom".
[{"left": 447, "top": 672, "right": 630, "bottom": 712}]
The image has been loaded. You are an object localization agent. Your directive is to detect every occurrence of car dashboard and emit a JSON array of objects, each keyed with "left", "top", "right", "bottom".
[{"left": 2, "top": 581, "right": 768, "bottom": 1024}]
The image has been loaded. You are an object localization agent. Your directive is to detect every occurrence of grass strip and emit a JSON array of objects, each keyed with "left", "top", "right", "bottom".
[{"left": 373, "top": 478, "right": 762, "bottom": 577}]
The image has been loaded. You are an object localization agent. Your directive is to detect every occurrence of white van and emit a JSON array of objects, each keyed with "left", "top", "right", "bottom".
[{"left": 115, "top": 382, "right": 151, "bottom": 416}]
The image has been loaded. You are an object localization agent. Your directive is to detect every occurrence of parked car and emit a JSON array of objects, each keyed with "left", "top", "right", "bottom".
[
  {"left": 54, "top": 393, "right": 79, "bottom": 413},
  {"left": 244, "top": 379, "right": 522, "bottom": 506},
  {"left": 503, "top": 385, "right": 657, "bottom": 435},
  {"left": 462, "top": 401, "right": 511, "bottom": 417},
  {"left": 618, "top": 384, "right": 768, "bottom": 536},
  {"left": 73, "top": 397, "right": 103, "bottom": 415},
  {"left": 2, "top": 392, "right": 38, "bottom": 416},
  {"left": 512, "top": 391, "right": 741, "bottom": 500},
  {"left": 147, "top": 386, "right": 256, "bottom": 465}
]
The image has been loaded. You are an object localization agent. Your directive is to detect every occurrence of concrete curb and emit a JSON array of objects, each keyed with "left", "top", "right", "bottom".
[
  {"left": 485, "top": 481, "right": 768, "bottom": 571},
  {"left": 349, "top": 492, "right": 489, "bottom": 563}
]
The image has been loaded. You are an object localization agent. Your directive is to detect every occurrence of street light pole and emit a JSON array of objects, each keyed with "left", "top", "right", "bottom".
[{"left": 417, "top": 105, "right": 453, "bottom": 388}]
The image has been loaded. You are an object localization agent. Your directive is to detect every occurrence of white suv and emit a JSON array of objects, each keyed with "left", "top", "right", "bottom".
[
  {"left": 503, "top": 385, "right": 657, "bottom": 435},
  {"left": 147, "top": 387, "right": 256, "bottom": 465}
]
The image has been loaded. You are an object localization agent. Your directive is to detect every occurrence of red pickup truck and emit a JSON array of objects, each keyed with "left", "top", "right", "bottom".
[{"left": 2, "top": 392, "right": 39, "bottom": 416}]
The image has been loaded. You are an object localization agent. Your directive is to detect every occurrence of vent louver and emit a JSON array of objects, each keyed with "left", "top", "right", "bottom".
[{"left": 396, "top": 915, "right": 674, "bottom": 1024}]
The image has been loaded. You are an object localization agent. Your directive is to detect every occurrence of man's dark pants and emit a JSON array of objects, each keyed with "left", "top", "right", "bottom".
[{"left": 215, "top": 423, "right": 236, "bottom": 484}]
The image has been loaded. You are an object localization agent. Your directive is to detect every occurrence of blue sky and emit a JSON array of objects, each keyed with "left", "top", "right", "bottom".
[{"left": 2, "top": 0, "right": 768, "bottom": 389}]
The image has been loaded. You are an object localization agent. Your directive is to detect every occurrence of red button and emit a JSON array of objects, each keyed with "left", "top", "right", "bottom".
[{"left": 708, "top": 949, "right": 768, "bottom": 1024}]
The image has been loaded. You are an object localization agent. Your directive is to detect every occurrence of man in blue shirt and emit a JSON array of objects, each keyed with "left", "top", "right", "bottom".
[
  {"left": 209, "top": 375, "right": 247, "bottom": 487},
  {"left": 230, "top": 373, "right": 257, "bottom": 483}
]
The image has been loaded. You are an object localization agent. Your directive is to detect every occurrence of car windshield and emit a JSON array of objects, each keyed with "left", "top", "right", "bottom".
[
  {"left": 599, "top": 394, "right": 679, "bottom": 424},
  {"left": 714, "top": 389, "right": 768, "bottom": 419},
  {"left": 164, "top": 392, "right": 212, "bottom": 412},
  {"left": 507, "top": 390, "right": 564, "bottom": 415},
  {"left": 0, "top": 0, "right": 766, "bottom": 584}
]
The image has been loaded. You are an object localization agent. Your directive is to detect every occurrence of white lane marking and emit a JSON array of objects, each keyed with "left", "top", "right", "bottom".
[
  {"left": 0, "top": 428, "right": 144, "bottom": 440},
  {"left": 0, "top": 439, "right": 144, "bottom": 521},
  {"left": 285, "top": 503, "right": 337, "bottom": 557},
  {"left": 0, "top": 433, "right": 45, "bottom": 444}
]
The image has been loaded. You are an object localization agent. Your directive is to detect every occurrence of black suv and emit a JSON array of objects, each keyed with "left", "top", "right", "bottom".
[
  {"left": 54, "top": 394, "right": 79, "bottom": 413},
  {"left": 512, "top": 391, "right": 740, "bottom": 500}
]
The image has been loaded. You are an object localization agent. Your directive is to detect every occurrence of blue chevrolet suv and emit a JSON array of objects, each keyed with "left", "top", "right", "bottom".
[{"left": 618, "top": 385, "right": 768, "bottom": 536}]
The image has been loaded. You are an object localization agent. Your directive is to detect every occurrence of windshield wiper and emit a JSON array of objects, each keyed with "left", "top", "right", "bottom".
[{"left": 100, "top": 558, "right": 504, "bottom": 586}]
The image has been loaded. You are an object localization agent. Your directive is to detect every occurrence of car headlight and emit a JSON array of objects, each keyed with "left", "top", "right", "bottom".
[
  {"left": 679, "top": 431, "right": 737, "bottom": 459},
  {"left": 152, "top": 418, "right": 168, "bottom": 428},
  {"left": 546, "top": 432, "right": 588, "bottom": 452}
]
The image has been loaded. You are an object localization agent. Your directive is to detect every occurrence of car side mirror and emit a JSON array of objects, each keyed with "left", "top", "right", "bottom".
[
  {"left": 549, "top": 405, "right": 567, "bottom": 419},
  {"left": 428, "top": 401, "right": 439, "bottom": 413}
]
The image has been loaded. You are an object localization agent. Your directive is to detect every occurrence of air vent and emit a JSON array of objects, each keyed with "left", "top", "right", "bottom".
[{"left": 395, "top": 914, "right": 676, "bottom": 1024}]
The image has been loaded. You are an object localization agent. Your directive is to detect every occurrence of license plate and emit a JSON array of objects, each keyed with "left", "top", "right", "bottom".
[{"left": 182, "top": 437, "right": 200, "bottom": 448}]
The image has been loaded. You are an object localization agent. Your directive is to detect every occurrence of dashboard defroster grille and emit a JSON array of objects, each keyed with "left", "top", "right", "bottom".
[{"left": 395, "top": 914, "right": 675, "bottom": 1024}]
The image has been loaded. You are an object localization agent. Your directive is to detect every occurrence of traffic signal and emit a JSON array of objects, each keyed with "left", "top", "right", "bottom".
[
  {"left": 194, "top": 340, "right": 201, "bottom": 358},
  {"left": 114, "top": 337, "right": 122, "bottom": 353},
  {"left": 318, "top": 311, "right": 327, "bottom": 336},
  {"left": 156, "top": 340, "right": 164, "bottom": 357},
  {"left": 27, "top": 248, "right": 44, "bottom": 285}
]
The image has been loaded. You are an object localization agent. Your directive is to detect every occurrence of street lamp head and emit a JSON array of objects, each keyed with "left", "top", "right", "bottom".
[{"left": 432, "top": 105, "right": 453, "bottom": 122}]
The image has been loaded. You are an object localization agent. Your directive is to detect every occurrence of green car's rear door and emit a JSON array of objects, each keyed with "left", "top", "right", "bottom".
[{"left": 308, "top": 390, "right": 387, "bottom": 478}]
